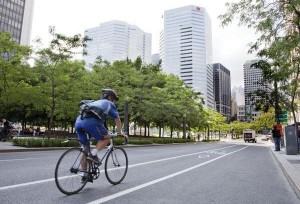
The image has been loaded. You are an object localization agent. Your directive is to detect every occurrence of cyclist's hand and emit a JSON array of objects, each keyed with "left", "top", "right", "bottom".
[
  {"left": 117, "top": 132, "right": 124, "bottom": 137},
  {"left": 119, "top": 133, "right": 128, "bottom": 144}
]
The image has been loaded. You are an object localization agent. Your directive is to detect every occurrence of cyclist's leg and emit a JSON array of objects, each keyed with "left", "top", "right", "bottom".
[
  {"left": 76, "top": 118, "right": 109, "bottom": 164},
  {"left": 88, "top": 124, "right": 110, "bottom": 156},
  {"left": 75, "top": 122, "right": 90, "bottom": 173}
]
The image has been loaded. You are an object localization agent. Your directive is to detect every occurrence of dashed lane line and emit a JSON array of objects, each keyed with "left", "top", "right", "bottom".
[
  {"left": 0, "top": 144, "right": 239, "bottom": 191},
  {"left": 87, "top": 146, "right": 248, "bottom": 204}
]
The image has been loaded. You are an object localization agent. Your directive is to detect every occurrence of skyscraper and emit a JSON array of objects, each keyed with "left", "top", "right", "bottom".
[
  {"left": 0, "top": 0, "right": 34, "bottom": 45},
  {"left": 213, "top": 63, "right": 231, "bottom": 120},
  {"left": 244, "top": 60, "right": 271, "bottom": 121},
  {"left": 83, "top": 20, "right": 152, "bottom": 69},
  {"left": 160, "top": 5, "right": 214, "bottom": 108},
  {"left": 232, "top": 86, "right": 245, "bottom": 106},
  {"left": 232, "top": 85, "right": 245, "bottom": 121}
]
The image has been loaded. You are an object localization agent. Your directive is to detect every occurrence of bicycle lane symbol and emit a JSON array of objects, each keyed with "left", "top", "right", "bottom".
[{"left": 198, "top": 150, "right": 227, "bottom": 159}]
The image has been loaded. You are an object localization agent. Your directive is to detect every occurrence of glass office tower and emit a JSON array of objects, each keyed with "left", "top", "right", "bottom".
[
  {"left": 213, "top": 63, "right": 231, "bottom": 120},
  {"left": 0, "top": 0, "right": 34, "bottom": 45},
  {"left": 160, "top": 5, "right": 214, "bottom": 108},
  {"left": 84, "top": 20, "right": 152, "bottom": 69}
]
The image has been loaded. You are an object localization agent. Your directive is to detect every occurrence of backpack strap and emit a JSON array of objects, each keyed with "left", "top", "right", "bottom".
[{"left": 80, "top": 100, "right": 102, "bottom": 120}]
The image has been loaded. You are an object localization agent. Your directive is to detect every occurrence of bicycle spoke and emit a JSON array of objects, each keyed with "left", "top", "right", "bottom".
[
  {"left": 105, "top": 147, "right": 128, "bottom": 185},
  {"left": 55, "top": 148, "right": 89, "bottom": 195}
]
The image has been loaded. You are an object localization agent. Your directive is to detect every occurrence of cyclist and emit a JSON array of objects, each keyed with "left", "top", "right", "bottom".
[{"left": 75, "top": 89, "right": 125, "bottom": 167}]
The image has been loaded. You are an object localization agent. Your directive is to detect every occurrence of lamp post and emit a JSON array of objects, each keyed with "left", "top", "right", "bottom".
[
  {"left": 207, "top": 121, "right": 210, "bottom": 141},
  {"left": 183, "top": 113, "right": 186, "bottom": 139},
  {"left": 124, "top": 99, "right": 129, "bottom": 135}
]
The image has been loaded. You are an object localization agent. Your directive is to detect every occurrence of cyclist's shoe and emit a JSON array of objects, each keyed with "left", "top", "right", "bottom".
[
  {"left": 81, "top": 175, "right": 87, "bottom": 183},
  {"left": 81, "top": 175, "right": 93, "bottom": 183},
  {"left": 86, "top": 154, "right": 101, "bottom": 164}
]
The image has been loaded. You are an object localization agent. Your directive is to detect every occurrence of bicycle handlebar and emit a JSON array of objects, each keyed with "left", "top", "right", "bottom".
[{"left": 109, "top": 132, "right": 129, "bottom": 144}]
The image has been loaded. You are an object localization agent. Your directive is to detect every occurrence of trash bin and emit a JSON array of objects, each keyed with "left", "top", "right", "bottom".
[{"left": 284, "top": 125, "right": 298, "bottom": 155}]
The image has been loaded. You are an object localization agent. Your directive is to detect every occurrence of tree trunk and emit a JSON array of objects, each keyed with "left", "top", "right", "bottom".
[{"left": 159, "top": 126, "right": 161, "bottom": 137}]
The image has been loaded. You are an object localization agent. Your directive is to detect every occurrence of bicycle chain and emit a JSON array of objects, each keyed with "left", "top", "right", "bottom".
[{"left": 91, "top": 163, "right": 100, "bottom": 179}]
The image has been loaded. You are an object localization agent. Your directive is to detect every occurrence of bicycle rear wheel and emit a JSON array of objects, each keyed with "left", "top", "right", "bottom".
[
  {"left": 105, "top": 147, "right": 128, "bottom": 185},
  {"left": 55, "top": 147, "right": 90, "bottom": 195}
]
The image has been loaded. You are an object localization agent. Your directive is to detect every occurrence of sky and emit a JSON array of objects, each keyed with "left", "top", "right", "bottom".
[{"left": 30, "top": 0, "right": 258, "bottom": 87}]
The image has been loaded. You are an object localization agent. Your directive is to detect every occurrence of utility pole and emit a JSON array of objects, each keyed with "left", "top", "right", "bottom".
[{"left": 124, "top": 101, "right": 129, "bottom": 135}]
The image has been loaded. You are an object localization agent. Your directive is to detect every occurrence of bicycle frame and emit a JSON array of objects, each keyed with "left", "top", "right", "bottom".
[{"left": 97, "top": 137, "right": 115, "bottom": 163}]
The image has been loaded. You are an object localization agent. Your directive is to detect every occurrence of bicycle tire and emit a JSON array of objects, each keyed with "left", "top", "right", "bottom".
[
  {"left": 55, "top": 147, "right": 90, "bottom": 195},
  {"left": 105, "top": 147, "right": 128, "bottom": 185}
]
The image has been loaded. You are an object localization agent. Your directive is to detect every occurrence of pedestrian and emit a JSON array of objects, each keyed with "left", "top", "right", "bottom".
[
  {"left": 0, "top": 119, "right": 10, "bottom": 142},
  {"left": 272, "top": 124, "right": 281, "bottom": 151},
  {"left": 36, "top": 127, "right": 40, "bottom": 136}
]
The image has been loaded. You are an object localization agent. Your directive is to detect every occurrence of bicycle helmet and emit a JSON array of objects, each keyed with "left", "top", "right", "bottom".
[{"left": 102, "top": 89, "right": 119, "bottom": 101}]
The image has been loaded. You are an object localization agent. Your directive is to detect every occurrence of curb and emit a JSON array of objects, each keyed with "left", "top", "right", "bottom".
[
  {"left": 270, "top": 147, "right": 300, "bottom": 199},
  {"left": 0, "top": 143, "right": 167, "bottom": 153},
  {"left": 0, "top": 147, "right": 70, "bottom": 153}
]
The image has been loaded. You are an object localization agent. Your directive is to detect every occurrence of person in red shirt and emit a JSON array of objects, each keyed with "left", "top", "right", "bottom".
[{"left": 272, "top": 124, "right": 281, "bottom": 151}]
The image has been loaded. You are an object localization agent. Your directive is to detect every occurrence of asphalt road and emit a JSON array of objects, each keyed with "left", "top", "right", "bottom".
[{"left": 0, "top": 142, "right": 299, "bottom": 204}]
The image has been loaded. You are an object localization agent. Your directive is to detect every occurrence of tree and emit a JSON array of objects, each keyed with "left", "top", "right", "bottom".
[
  {"left": 203, "top": 109, "right": 227, "bottom": 140},
  {"left": 219, "top": 0, "right": 300, "bottom": 126},
  {"left": 252, "top": 108, "right": 276, "bottom": 131},
  {"left": 33, "top": 27, "right": 90, "bottom": 136},
  {"left": 0, "top": 31, "right": 33, "bottom": 121}
]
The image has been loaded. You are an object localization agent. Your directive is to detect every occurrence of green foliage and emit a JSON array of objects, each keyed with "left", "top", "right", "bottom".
[
  {"left": 0, "top": 31, "right": 33, "bottom": 120},
  {"left": 12, "top": 138, "right": 80, "bottom": 148},
  {"left": 33, "top": 27, "right": 90, "bottom": 134},
  {"left": 152, "top": 138, "right": 193, "bottom": 144},
  {"left": 202, "top": 139, "right": 220, "bottom": 142},
  {"left": 219, "top": 0, "right": 300, "bottom": 125},
  {"left": 127, "top": 140, "right": 153, "bottom": 145},
  {"left": 12, "top": 137, "right": 194, "bottom": 147},
  {"left": 1, "top": 28, "right": 209, "bottom": 137},
  {"left": 252, "top": 108, "right": 275, "bottom": 131}
]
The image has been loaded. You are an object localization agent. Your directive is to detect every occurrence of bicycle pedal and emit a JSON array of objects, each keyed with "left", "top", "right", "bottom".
[{"left": 87, "top": 175, "right": 94, "bottom": 183}]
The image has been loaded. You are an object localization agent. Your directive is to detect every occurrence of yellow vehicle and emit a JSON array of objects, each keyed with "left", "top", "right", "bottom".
[{"left": 243, "top": 129, "right": 257, "bottom": 143}]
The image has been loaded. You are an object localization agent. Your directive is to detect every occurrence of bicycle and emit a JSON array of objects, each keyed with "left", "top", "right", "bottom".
[{"left": 54, "top": 133, "right": 128, "bottom": 195}]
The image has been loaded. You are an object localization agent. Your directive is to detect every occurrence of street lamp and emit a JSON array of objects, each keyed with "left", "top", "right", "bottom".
[
  {"left": 183, "top": 113, "right": 186, "bottom": 139},
  {"left": 207, "top": 120, "right": 211, "bottom": 141},
  {"left": 124, "top": 97, "right": 129, "bottom": 135}
]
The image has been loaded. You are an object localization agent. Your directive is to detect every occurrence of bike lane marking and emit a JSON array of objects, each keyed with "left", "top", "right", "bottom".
[
  {"left": 0, "top": 158, "right": 45, "bottom": 162},
  {"left": 127, "top": 145, "right": 237, "bottom": 168},
  {"left": 87, "top": 146, "right": 248, "bottom": 204},
  {"left": 0, "top": 144, "right": 238, "bottom": 191}
]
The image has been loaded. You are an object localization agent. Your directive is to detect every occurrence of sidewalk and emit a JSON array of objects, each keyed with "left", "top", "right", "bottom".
[
  {"left": 0, "top": 140, "right": 300, "bottom": 198},
  {"left": 269, "top": 145, "right": 300, "bottom": 199}
]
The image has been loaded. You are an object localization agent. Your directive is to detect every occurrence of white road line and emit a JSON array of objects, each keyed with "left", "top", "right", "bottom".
[
  {"left": 0, "top": 158, "right": 44, "bottom": 162},
  {"left": 0, "top": 145, "right": 238, "bottom": 191},
  {"left": 128, "top": 145, "right": 237, "bottom": 168},
  {"left": 0, "top": 178, "right": 55, "bottom": 191},
  {"left": 87, "top": 146, "right": 248, "bottom": 204}
]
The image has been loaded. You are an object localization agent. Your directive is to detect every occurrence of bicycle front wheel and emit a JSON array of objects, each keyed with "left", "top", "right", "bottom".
[
  {"left": 55, "top": 147, "right": 90, "bottom": 195},
  {"left": 105, "top": 147, "right": 128, "bottom": 185}
]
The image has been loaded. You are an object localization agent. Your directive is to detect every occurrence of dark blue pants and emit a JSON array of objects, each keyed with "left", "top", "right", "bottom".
[{"left": 273, "top": 137, "right": 281, "bottom": 151}]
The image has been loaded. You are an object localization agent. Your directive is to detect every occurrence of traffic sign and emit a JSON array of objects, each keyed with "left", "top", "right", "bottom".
[
  {"left": 275, "top": 110, "right": 288, "bottom": 123},
  {"left": 278, "top": 118, "right": 288, "bottom": 123}
]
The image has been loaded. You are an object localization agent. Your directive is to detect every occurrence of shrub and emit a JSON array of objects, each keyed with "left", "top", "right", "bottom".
[
  {"left": 129, "top": 140, "right": 153, "bottom": 145},
  {"left": 202, "top": 139, "right": 220, "bottom": 142},
  {"left": 12, "top": 138, "right": 80, "bottom": 148}
]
